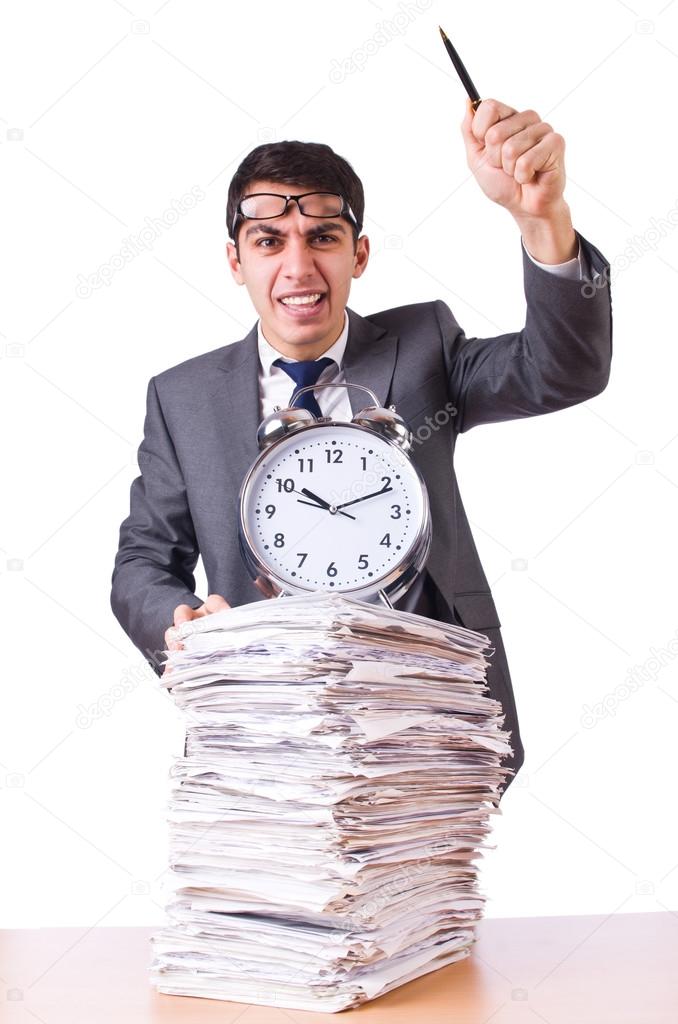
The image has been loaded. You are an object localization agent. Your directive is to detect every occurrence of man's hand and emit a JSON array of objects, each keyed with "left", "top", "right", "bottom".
[
  {"left": 162, "top": 580, "right": 277, "bottom": 676},
  {"left": 461, "top": 97, "right": 567, "bottom": 217},
  {"left": 460, "top": 97, "right": 577, "bottom": 263},
  {"left": 163, "top": 593, "right": 231, "bottom": 676}
]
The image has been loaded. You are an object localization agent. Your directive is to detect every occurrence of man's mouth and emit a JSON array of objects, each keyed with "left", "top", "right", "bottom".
[{"left": 277, "top": 292, "right": 326, "bottom": 315}]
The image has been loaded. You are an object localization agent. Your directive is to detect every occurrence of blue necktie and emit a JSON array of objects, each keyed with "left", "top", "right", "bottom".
[{"left": 272, "top": 356, "right": 335, "bottom": 418}]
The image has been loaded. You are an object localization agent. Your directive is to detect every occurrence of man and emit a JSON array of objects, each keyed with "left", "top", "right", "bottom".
[{"left": 110, "top": 99, "right": 613, "bottom": 796}]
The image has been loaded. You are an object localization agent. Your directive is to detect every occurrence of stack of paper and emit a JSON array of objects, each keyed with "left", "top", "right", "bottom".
[{"left": 150, "top": 592, "right": 512, "bottom": 1012}]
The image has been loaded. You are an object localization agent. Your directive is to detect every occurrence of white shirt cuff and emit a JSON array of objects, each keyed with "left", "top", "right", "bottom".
[{"left": 522, "top": 236, "right": 582, "bottom": 280}]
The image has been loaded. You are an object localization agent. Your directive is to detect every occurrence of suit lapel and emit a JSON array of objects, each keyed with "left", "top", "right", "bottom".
[
  {"left": 343, "top": 306, "right": 399, "bottom": 415},
  {"left": 212, "top": 322, "right": 262, "bottom": 490}
]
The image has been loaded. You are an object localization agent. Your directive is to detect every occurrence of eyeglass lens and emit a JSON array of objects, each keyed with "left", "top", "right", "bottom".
[{"left": 239, "top": 192, "right": 343, "bottom": 219}]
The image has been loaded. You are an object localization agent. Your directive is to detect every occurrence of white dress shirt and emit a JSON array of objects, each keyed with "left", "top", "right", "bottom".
[{"left": 255, "top": 237, "right": 585, "bottom": 613}]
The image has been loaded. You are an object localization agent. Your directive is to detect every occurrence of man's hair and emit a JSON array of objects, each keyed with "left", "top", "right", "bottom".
[{"left": 227, "top": 140, "right": 365, "bottom": 258}]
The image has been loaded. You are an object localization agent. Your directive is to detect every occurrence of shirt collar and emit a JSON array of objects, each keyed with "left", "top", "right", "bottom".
[{"left": 257, "top": 308, "right": 349, "bottom": 376}]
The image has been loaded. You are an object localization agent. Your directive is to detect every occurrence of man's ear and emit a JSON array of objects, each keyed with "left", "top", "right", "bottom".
[
  {"left": 226, "top": 241, "right": 245, "bottom": 285},
  {"left": 352, "top": 234, "right": 370, "bottom": 279}
]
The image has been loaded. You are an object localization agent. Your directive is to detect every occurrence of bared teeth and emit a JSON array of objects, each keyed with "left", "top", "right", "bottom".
[{"left": 281, "top": 293, "right": 323, "bottom": 306}]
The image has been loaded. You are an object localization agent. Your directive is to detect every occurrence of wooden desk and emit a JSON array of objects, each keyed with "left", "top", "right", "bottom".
[{"left": 1, "top": 913, "right": 675, "bottom": 1022}]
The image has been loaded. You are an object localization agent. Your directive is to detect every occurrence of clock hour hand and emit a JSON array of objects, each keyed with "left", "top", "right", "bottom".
[
  {"left": 335, "top": 484, "right": 393, "bottom": 511},
  {"left": 299, "top": 487, "right": 332, "bottom": 508},
  {"left": 295, "top": 488, "right": 356, "bottom": 521}
]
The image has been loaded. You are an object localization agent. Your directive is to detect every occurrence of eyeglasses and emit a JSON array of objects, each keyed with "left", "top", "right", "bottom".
[{"left": 230, "top": 191, "right": 359, "bottom": 240}]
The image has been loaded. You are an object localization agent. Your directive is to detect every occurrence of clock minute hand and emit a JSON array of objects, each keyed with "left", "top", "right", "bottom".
[{"left": 335, "top": 485, "right": 393, "bottom": 511}]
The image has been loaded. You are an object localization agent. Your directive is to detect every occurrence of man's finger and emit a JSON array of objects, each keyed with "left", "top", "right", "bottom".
[
  {"left": 513, "top": 132, "right": 565, "bottom": 184},
  {"left": 174, "top": 603, "right": 196, "bottom": 626},
  {"left": 483, "top": 112, "right": 546, "bottom": 169},
  {"left": 254, "top": 576, "right": 279, "bottom": 599},
  {"left": 164, "top": 625, "right": 184, "bottom": 649},
  {"left": 497, "top": 122, "right": 555, "bottom": 178},
  {"left": 470, "top": 98, "right": 519, "bottom": 144},
  {"left": 202, "top": 594, "right": 231, "bottom": 613},
  {"left": 460, "top": 97, "right": 483, "bottom": 160}
]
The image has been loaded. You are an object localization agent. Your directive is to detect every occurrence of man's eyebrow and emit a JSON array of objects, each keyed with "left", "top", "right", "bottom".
[{"left": 244, "top": 220, "right": 347, "bottom": 240}]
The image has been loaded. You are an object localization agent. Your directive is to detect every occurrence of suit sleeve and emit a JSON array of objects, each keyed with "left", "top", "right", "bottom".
[
  {"left": 439, "top": 230, "right": 612, "bottom": 433},
  {"left": 110, "top": 375, "right": 204, "bottom": 677}
]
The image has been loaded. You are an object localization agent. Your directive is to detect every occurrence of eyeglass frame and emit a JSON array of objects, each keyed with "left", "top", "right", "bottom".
[{"left": 230, "top": 191, "right": 360, "bottom": 242}]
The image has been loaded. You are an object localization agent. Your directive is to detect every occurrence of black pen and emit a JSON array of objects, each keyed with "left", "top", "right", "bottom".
[{"left": 439, "top": 26, "right": 482, "bottom": 111}]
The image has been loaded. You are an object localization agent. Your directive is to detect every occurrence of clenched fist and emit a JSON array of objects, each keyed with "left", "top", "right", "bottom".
[{"left": 461, "top": 97, "right": 567, "bottom": 221}]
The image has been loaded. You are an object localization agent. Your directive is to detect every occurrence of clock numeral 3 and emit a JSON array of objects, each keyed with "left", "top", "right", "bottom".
[{"left": 390, "top": 504, "right": 401, "bottom": 519}]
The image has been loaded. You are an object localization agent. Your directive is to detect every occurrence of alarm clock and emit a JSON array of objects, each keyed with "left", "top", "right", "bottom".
[{"left": 237, "top": 382, "right": 432, "bottom": 607}]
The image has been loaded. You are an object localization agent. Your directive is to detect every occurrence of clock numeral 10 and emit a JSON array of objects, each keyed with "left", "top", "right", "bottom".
[{"left": 276, "top": 478, "right": 295, "bottom": 492}]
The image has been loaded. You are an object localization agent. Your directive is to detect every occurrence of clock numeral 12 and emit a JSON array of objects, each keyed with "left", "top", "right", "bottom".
[{"left": 325, "top": 449, "right": 343, "bottom": 463}]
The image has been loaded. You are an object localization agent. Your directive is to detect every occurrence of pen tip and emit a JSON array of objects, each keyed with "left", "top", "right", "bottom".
[{"left": 439, "top": 25, "right": 448, "bottom": 40}]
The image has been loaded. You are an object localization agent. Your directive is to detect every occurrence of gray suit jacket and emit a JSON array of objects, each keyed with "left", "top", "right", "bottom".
[{"left": 111, "top": 231, "right": 612, "bottom": 782}]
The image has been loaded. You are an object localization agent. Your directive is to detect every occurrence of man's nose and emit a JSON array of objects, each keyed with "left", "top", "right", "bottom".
[{"left": 280, "top": 235, "right": 318, "bottom": 276}]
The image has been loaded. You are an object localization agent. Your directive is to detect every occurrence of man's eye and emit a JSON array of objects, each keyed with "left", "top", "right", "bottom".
[{"left": 255, "top": 235, "right": 337, "bottom": 248}]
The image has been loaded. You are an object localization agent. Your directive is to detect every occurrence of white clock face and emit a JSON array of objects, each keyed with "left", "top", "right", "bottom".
[{"left": 240, "top": 423, "right": 428, "bottom": 597}]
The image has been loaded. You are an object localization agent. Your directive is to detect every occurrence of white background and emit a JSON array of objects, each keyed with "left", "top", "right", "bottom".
[{"left": 2, "top": 0, "right": 677, "bottom": 938}]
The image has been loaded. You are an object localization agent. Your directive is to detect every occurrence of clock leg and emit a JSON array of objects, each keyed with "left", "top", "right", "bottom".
[{"left": 377, "top": 589, "right": 394, "bottom": 610}]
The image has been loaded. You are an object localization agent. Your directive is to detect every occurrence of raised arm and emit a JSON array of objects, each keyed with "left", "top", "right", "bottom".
[
  {"left": 442, "top": 97, "right": 612, "bottom": 432},
  {"left": 440, "top": 230, "right": 612, "bottom": 433}
]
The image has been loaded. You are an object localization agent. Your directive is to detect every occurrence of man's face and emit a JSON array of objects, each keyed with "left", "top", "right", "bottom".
[{"left": 226, "top": 180, "right": 369, "bottom": 359}]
